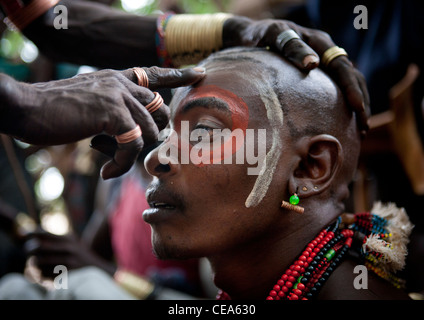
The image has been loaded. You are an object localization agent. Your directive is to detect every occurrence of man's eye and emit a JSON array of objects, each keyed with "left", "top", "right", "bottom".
[
  {"left": 194, "top": 125, "right": 214, "bottom": 134},
  {"left": 190, "top": 123, "right": 219, "bottom": 145}
]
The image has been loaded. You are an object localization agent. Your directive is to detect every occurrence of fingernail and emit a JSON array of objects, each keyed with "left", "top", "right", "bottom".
[
  {"left": 193, "top": 67, "right": 206, "bottom": 73},
  {"left": 303, "top": 55, "right": 319, "bottom": 69},
  {"left": 100, "top": 167, "right": 108, "bottom": 180}
]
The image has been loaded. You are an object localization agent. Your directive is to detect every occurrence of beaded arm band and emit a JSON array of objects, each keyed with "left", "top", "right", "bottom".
[
  {"left": 0, "top": 0, "right": 59, "bottom": 31},
  {"left": 157, "top": 12, "right": 233, "bottom": 68}
]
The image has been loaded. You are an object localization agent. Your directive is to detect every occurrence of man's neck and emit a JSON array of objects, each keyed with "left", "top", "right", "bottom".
[{"left": 209, "top": 203, "right": 340, "bottom": 300}]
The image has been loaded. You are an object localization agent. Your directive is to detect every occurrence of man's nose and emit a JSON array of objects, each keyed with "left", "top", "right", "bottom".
[{"left": 144, "top": 142, "right": 180, "bottom": 178}]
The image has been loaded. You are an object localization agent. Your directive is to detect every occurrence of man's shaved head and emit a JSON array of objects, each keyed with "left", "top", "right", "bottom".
[{"left": 196, "top": 47, "right": 361, "bottom": 198}]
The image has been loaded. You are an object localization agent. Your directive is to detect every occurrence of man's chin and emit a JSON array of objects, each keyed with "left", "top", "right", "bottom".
[
  {"left": 152, "top": 245, "right": 177, "bottom": 260},
  {"left": 152, "top": 240, "right": 191, "bottom": 260}
]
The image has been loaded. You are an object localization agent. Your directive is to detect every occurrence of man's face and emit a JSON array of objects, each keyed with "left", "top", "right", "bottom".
[{"left": 143, "top": 59, "right": 293, "bottom": 260}]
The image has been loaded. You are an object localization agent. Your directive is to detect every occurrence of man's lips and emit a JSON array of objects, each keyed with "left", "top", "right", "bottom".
[
  {"left": 149, "top": 202, "right": 176, "bottom": 209},
  {"left": 145, "top": 183, "right": 182, "bottom": 211},
  {"left": 143, "top": 184, "right": 183, "bottom": 224}
]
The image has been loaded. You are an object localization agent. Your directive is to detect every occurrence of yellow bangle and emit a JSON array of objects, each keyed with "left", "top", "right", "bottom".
[{"left": 114, "top": 269, "right": 155, "bottom": 300}]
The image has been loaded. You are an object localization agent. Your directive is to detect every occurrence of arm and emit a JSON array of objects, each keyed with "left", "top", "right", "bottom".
[
  {"left": 2, "top": 0, "right": 369, "bottom": 132},
  {"left": 20, "top": 0, "right": 369, "bottom": 132},
  {"left": 0, "top": 66, "right": 205, "bottom": 179},
  {"left": 23, "top": 0, "right": 160, "bottom": 69}
]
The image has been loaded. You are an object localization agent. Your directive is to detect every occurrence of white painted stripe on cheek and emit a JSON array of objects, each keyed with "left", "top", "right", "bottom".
[{"left": 244, "top": 82, "right": 284, "bottom": 208}]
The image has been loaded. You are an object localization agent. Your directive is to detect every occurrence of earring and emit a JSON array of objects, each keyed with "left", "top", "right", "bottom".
[{"left": 281, "top": 192, "right": 304, "bottom": 214}]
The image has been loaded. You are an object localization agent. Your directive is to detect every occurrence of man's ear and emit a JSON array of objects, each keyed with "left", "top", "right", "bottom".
[{"left": 288, "top": 134, "right": 343, "bottom": 198}]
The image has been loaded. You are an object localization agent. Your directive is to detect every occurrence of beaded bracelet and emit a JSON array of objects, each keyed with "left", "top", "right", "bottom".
[{"left": 155, "top": 11, "right": 175, "bottom": 68}]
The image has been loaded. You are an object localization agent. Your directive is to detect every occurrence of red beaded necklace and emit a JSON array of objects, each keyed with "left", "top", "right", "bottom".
[{"left": 217, "top": 217, "right": 354, "bottom": 300}]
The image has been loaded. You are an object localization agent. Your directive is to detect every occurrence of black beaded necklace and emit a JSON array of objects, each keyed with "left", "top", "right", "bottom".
[
  {"left": 217, "top": 207, "right": 410, "bottom": 300},
  {"left": 217, "top": 217, "right": 354, "bottom": 300}
]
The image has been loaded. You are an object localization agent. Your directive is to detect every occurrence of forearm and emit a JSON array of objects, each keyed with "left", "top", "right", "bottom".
[
  {"left": 0, "top": 73, "right": 71, "bottom": 144},
  {"left": 23, "top": 0, "right": 159, "bottom": 69},
  {"left": 0, "top": 73, "right": 30, "bottom": 139},
  {"left": 16, "top": 0, "right": 252, "bottom": 69}
]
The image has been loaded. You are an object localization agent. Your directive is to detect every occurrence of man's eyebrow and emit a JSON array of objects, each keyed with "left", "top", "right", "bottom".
[{"left": 182, "top": 97, "right": 231, "bottom": 114}]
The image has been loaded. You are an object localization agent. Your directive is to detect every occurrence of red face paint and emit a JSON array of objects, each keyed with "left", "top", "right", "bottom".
[{"left": 176, "top": 84, "right": 249, "bottom": 165}]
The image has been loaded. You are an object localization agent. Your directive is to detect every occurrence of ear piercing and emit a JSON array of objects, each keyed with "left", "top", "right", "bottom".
[{"left": 281, "top": 190, "right": 304, "bottom": 214}]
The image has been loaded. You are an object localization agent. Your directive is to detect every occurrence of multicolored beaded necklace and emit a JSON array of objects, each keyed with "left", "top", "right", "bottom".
[
  {"left": 349, "top": 211, "right": 406, "bottom": 288},
  {"left": 217, "top": 217, "right": 353, "bottom": 300},
  {"left": 217, "top": 204, "right": 411, "bottom": 300}
]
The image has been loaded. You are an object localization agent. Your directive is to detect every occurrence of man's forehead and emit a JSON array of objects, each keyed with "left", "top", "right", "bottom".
[{"left": 170, "top": 65, "right": 262, "bottom": 115}]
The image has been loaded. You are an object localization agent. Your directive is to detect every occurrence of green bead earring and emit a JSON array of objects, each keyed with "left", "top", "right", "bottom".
[
  {"left": 281, "top": 191, "right": 304, "bottom": 214},
  {"left": 289, "top": 193, "right": 300, "bottom": 206}
]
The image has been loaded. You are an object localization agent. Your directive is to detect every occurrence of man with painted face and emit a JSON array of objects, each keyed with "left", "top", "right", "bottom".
[{"left": 143, "top": 47, "right": 413, "bottom": 300}]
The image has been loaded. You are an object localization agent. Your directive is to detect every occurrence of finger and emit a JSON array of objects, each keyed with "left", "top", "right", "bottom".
[
  {"left": 121, "top": 66, "right": 206, "bottom": 91},
  {"left": 282, "top": 39, "right": 320, "bottom": 71},
  {"left": 356, "top": 68, "right": 371, "bottom": 116},
  {"left": 92, "top": 93, "right": 162, "bottom": 174},
  {"left": 102, "top": 101, "right": 148, "bottom": 180},
  {"left": 260, "top": 22, "right": 320, "bottom": 71},
  {"left": 293, "top": 24, "right": 336, "bottom": 57},
  {"left": 120, "top": 83, "right": 170, "bottom": 132},
  {"left": 328, "top": 57, "right": 370, "bottom": 133},
  {"left": 90, "top": 134, "right": 118, "bottom": 158},
  {"left": 120, "top": 93, "right": 160, "bottom": 145},
  {"left": 295, "top": 25, "right": 370, "bottom": 132},
  {"left": 355, "top": 71, "right": 371, "bottom": 135},
  {"left": 91, "top": 135, "right": 163, "bottom": 163},
  {"left": 100, "top": 137, "right": 143, "bottom": 180}
]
